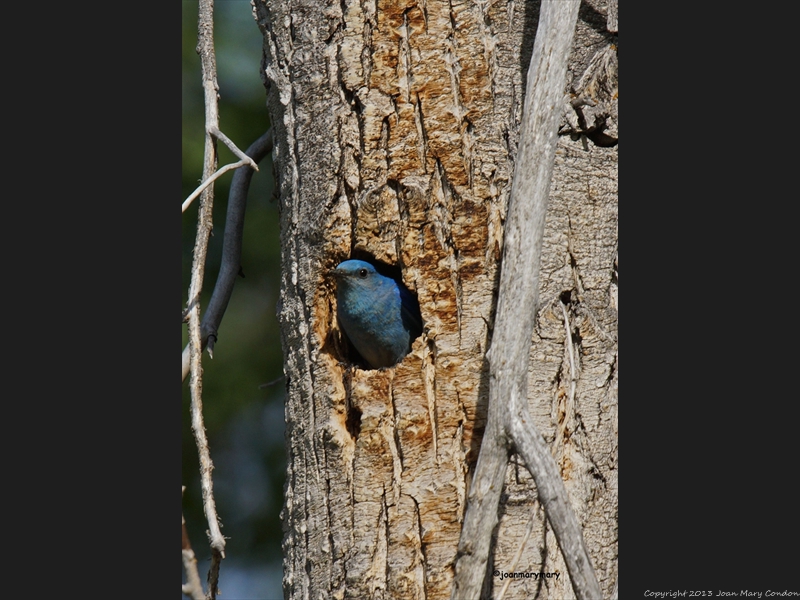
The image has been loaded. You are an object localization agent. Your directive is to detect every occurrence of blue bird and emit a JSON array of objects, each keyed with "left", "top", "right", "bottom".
[{"left": 331, "top": 260, "right": 422, "bottom": 369}]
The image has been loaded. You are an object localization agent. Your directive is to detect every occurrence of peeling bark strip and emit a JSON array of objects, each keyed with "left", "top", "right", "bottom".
[{"left": 254, "top": 0, "right": 617, "bottom": 597}]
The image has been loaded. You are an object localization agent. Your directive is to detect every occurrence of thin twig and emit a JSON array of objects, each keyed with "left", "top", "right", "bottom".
[
  {"left": 258, "top": 374, "right": 286, "bottom": 389},
  {"left": 182, "top": 129, "right": 273, "bottom": 382},
  {"left": 189, "top": 0, "right": 226, "bottom": 597},
  {"left": 182, "top": 487, "right": 206, "bottom": 600},
  {"left": 209, "top": 126, "right": 259, "bottom": 170},
  {"left": 554, "top": 301, "right": 578, "bottom": 452},
  {"left": 560, "top": 302, "right": 578, "bottom": 395},
  {"left": 182, "top": 344, "right": 191, "bottom": 384},
  {"left": 183, "top": 158, "right": 252, "bottom": 213}
]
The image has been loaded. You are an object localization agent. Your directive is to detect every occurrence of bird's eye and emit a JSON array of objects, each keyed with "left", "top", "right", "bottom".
[{"left": 358, "top": 268, "right": 368, "bottom": 278}]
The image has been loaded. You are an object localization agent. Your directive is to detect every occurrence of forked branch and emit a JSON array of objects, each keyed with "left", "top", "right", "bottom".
[{"left": 451, "top": 2, "right": 602, "bottom": 599}]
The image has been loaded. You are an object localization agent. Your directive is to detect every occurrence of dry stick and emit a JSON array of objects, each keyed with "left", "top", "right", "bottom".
[
  {"left": 182, "top": 128, "right": 260, "bottom": 213},
  {"left": 553, "top": 301, "right": 578, "bottom": 453},
  {"left": 182, "top": 487, "right": 206, "bottom": 600},
  {"left": 188, "top": 0, "right": 225, "bottom": 598},
  {"left": 561, "top": 302, "right": 578, "bottom": 407},
  {"left": 209, "top": 126, "right": 259, "bottom": 169},
  {"left": 181, "top": 129, "right": 273, "bottom": 383},
  {"left": 451, "top": 2, "right": 602, "bottom": 600},
  {"left": 183, "top": 159, "right": 253, "bottom": 213}
]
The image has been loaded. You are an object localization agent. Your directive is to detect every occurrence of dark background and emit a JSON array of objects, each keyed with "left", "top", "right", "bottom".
[{"left": 10, "top": 2, "right": 795, "bottom": 599}]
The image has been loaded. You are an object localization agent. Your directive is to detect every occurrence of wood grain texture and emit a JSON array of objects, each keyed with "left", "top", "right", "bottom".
[{"left": 253, "top": 0, "right": 617, "bottom": 597}]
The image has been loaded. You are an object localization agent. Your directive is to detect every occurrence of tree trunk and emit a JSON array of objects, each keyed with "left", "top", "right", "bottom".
[{"left": 253, "top": 0, "right": 617, "bottom": 597}]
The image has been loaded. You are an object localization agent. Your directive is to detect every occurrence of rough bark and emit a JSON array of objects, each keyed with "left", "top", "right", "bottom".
[
  {"left": 253, "top": 0, "right": 617, "bottom": 598},
  {"left": 453, "top": 3, "right": 602, "bottom": 599}
]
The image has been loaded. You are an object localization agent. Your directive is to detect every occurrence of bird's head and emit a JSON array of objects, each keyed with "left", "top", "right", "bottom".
[{"left": 330, "top": 260, "right": 379, "bottom": 286}]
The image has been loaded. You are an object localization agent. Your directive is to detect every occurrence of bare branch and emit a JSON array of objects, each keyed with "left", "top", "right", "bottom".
[
  {"left": 181, "top": 129, "right": 273, "bottom": 382},
  {"left": 182, "top": 487, "right": 206, "bottom": 600},
  {"left": 182, "top": 344, "right": 191, "bottom": 384},
  {"left": 553, "top": 301, "right": 578, "bottom": 451},
  {"left": 187, "top": 0, "right": 225, "bottom": 597},
  {"left": 209, "top": 126, "right": 260, "bottom": 170},
  {"left": 453, "top": 2, "right": 602, "bottom": 599},
  {"left": 183, "top": 158, "right": 253, "bottom": 214},
  {"left": 509, "top": 417, "right": 598, "bottom": 598},
  {"left": 182, "top": 126, "right": 261, "bottom": 213}
]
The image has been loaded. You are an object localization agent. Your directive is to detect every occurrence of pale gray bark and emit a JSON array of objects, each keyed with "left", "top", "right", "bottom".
[
  {"left": 607, "top": 0, "right": 618, "bottom": 33},
  {"left": 452, "top": 3, "right": 601, "bottom": 599},
  {"left": 254, "top": 0, "right": 617, "bottom": 598}
]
